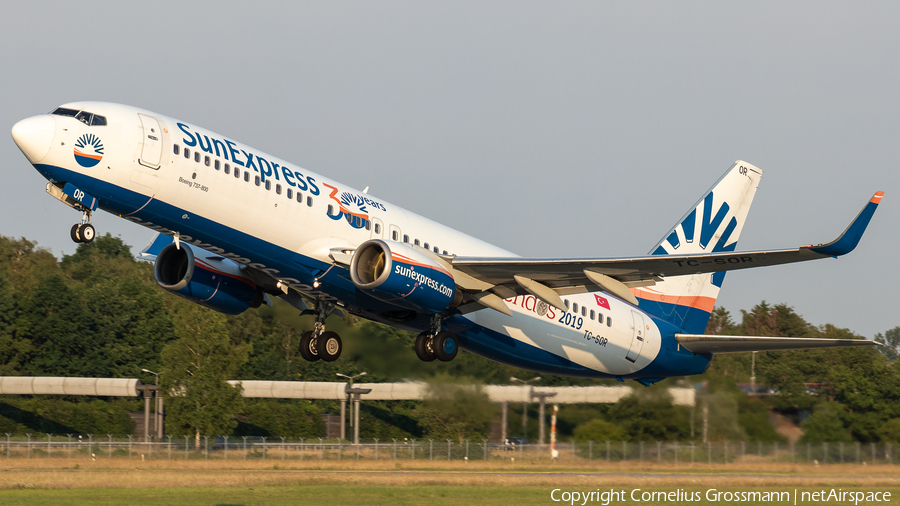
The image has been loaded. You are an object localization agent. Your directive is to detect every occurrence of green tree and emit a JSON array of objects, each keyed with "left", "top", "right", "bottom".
[
  {"left": 874, "top": 327, "right": 900, "bottom": 361},
  {"left": 234, "top": 399, "right": 325, "bottom": 438},
  {"left": 606, "top": 393, "right": 691, "bottom": 442},
  {"left": 0, "top": 272, "right": 30, "bottom": 375},
  {"left": 418, "top": 375, "right": 497, "bottom": 443},
  {"left": 161, "top": 304, "right": 249, "bottom": 448},
  {"left": 878, "top": 418, "right": 900, "bottom": 443},
  {"left": 705, "top": 307, "right": 739, "bottom": 335},
  {"left": 704, "top": 391, "right": 748, "bottom": 442},
  {"left": 799, "top": 402, "right": 852, "bottom": 443},
  {"left": 573, "top": 418, "right": 626, "bottom": 442},
  {"left": 24, "top": 273, "right": 99, "bottom": 376}
]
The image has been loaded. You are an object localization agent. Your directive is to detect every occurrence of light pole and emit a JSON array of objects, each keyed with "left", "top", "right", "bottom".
[
  {"left": 750, "top": 351, "right": 757, "bottom": 395},
  {"left": 142, "top": 369, "right": 163, "bottom": 438},
  {"left": 336, "top": 372, "right": 367, "bottom": 442},
  {"left": 510, "top": 376, "right": 540, "bottom": 440}
]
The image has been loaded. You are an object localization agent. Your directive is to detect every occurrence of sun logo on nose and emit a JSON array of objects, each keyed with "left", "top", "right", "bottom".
[{"left": 74, "top": 133, "right": 104, "bottom": 167}]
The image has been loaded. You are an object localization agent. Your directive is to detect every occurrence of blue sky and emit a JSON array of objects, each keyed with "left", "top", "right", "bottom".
[{"left": 2, "top": 2, "right": 896, "bottom": 338}]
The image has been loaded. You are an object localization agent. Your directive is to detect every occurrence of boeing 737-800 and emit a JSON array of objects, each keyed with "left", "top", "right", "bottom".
[{"left": 11, "top": 102, "right": 882, "bottom": 385}]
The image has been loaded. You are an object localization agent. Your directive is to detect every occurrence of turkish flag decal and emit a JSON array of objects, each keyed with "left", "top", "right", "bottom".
[{"left": 594, "top": 294, "right": 610, "bottom": 309}]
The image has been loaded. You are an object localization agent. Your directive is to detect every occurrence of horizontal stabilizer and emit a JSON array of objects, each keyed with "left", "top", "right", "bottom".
[{"left": 675, "top": 334, "right": 879, "bottom": 354}]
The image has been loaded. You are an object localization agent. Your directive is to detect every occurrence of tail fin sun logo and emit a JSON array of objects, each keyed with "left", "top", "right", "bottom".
[{"left": 74, "top": 134, "right": 104, "bottom": 168}]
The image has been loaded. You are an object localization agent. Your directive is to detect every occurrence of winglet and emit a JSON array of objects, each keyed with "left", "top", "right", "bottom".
[{"left": 808, "top": 191, "right": 883, "bottom": 257}]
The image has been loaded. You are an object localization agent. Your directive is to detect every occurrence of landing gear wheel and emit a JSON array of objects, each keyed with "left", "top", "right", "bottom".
[
  {"left": 70, "top": 224, "right": 83, "bottom": 243},
  {"left": 317, "top": 331, "right": 342, "bottom": 362},
  {"left": 414, "top": 332, "right": 436, "bottom": 362},
  {"left": 80, "top": 224, "right": 95, "bottom": 243},
  {"left": 299, "top": 331, "right": 320, "bottom": 362},
  {"left": 433, "top": 331, "right": 458, "bottom": 362}
]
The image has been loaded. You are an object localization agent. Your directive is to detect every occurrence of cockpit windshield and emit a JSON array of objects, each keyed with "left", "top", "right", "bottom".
[
  {"left": 51, "top": 107, "right": 107, "bottom": 126},
  {"left": 51, "top": 107, "right": 78, "bottom": 117}
]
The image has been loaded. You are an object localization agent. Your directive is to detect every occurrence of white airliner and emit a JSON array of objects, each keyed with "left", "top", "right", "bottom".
[{"left": 11, "top": 102, "right": 882, "bottom": 385}]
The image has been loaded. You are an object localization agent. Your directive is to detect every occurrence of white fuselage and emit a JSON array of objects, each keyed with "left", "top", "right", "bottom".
[{"left": 14, "top": 101, "right": 688, "bottom": 381}]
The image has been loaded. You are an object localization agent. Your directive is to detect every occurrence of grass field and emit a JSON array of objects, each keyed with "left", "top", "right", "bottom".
[{"left": 0, "top": 459, "right": 897, "bottom": 505}]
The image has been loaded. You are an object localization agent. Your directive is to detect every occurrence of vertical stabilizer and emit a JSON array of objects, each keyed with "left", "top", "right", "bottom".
[{"left": 632, "top": 161, "right": 762, "bottom": 334}]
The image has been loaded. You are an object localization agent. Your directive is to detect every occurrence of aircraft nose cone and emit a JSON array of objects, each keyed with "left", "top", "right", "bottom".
[{"left": 11, "top": 115, "right": 56, "bottom": 163}]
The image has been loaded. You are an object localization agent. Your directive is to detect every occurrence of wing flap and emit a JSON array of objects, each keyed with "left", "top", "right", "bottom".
[
  {"left": 450, "top": 191, "right": 882, "bottom": 296},
  {"left": 675, "top": 334, "right": 879, "bottom": 354}
]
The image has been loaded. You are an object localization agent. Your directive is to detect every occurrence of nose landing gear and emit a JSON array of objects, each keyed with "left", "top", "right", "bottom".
[
  {"left": 45, "top": 183, "right": 98, "bottom": 244},
  {"left": 70, "top": 210, "right": 95, "bottom": 243}
]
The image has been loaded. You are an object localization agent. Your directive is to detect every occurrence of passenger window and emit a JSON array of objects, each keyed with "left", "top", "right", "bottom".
[
  {"left": 75, "top": 111, "right": 92, "bottom": 125},
  {"left": 414, "top": 239, "right": 420, "bottom": 246},
  {"left": 307, "top": 196, "right": 313, "bottom": 206},
  {"left": 328, "top": 205, "right": 334, "bottom": 215},
  {"left": 194, "top": 152, "right": 200, "bottom": 163},
  {"left": 582, "top": 307, "right": 586, "bottom": 317},
  {"left": 573, "top": 303, "right": 578, "bottom": 314},
  {"left": 564, "top": 299, "right": 570, "bottom": 309},
  {"left": 442, "top": 250, "right": 448, "bottom": 255},
  {"left": 173, "top": 145, "right": 180, "bottom": 155},
  {"left": 184, "top": 148, "right": 190, "bottom": 159},
  {"left": 365, "top": 219, "right": 371, "bottom": 231},
  {"left": 287, "top": 188, "right": 292, "bottom": 199},
  {"left": 392, "top": 230, "right": 398, "bottom": 241},
  {"left": 91, "top": 115, "right": 107, "bottom": 126},
  {"left": 214, "top": 160, "right": 220, "bottom": 170},
  {"left": 403, "top": 235, "right": 409, "bottom": 243},
  {"left": 423, "top": 242, "right": 429, "bottom": 250},
  {"left": 297, "top": 192, "right": 303, "bottom": 203},
  {"left": 590, "top": 310, "right": 595, "bottom": 320},
  {"left": 275, "top": 183, "right": 281, "bottom": 194},
  {"left": 244, "top": 172, "right": 250, "bottom": 182},
  {"left": 234, "top": 168, "right": 240, "bottom": 178},
  {"left": 204, "top": 156, "right": 211, "bottom": 167},
  {"left": 255, "top": 176, "right": 261, "bottom": 186},
  {"left": 224, "top": 163, "right": 230, "bottom": 175},
  {"left": 265, "top": 180, "right": 271, "bottom": 191},
  {"left": 598, "top": 313, "right": 603, "bottom": 322},
  {"left": 607, "top": 317, "right": 612, "bottom": 327},
  {"left": 434, "top": 246, "right": 439, "bottom": 253},
  {"left": 374, "top": 223, "right": 381, "bottom": 234}
]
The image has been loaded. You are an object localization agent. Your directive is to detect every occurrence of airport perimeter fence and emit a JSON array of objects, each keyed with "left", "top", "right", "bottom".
[{"left": 0, "top": 435, "right": 897, "bottom": 465}]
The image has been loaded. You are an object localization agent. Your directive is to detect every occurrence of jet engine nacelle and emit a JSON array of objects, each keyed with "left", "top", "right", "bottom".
[
  {"left": 350, "top": 239, "right": 461, "bottom": 313},
  {"left": 154, "top": 243, "right": 264, "bottom": 315}
]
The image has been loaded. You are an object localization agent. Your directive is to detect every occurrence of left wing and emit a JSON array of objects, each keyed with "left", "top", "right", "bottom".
[
  {"left": 447, "top": 191, "right": 883, "bottom": 311},
  {"left": 675, "top": 334, "right": 879, "bottom": 354}
]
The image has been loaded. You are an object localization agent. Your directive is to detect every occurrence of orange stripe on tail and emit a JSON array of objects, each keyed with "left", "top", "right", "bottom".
[{"left": 631, "top": 287, "right": 717, "bottom": 313}]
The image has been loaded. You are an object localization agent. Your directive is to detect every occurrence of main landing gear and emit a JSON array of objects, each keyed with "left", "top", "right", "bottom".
[
  {"left": 299, "top": 300, "right": 343, "bottom": 362},
  {"left": 70, "top": 210, "right": 95, "bottom": 243},
  {"left": 414, "top": 314, "right": 458, "bottom": 362}
]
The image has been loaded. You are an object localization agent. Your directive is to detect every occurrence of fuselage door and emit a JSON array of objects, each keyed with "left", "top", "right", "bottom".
[
  {"left": 138, "top": 114, "right": 162, "bottom": 169},
  {"left": 626, "top": 311, "right": 645, "bottom": 363}
]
